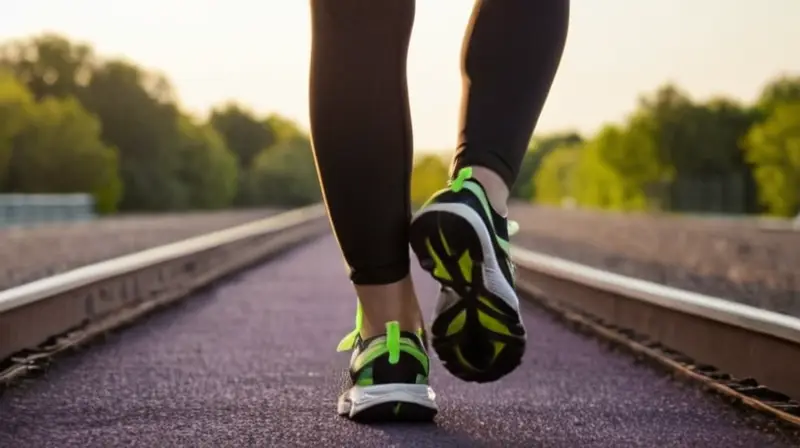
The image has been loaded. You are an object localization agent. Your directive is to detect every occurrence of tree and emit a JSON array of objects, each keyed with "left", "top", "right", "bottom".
[
  {"left": 0, "top": 71, "right": 35, "bottom": 187},
  {"left": 410, "top": 154, "right": 449, "bottom": 207},
  {"left": 757, "top": 75, "right": 800, "bottom": 114},
  {"left": 571, "top": 137, "right": 622, "bottom": 209},
  {"left": 2, "top": 32, "right": 795, "bottom": 218},
  {"left": 630, "top": 84, "right": 700, "bottom": 174},
  {"left": 533, "top": 143, "right": 581, "bottom": 205},
  {"left": 82, "top": 60, "right": 185, "bottom": 210},
  {"left": 175, "top": 116, "right": 239, "bottom": 209},
  {"left": 0, "top": 33, "right": 95, "bottom": 101},
  {"left": 0, "top": 32, "right": 330, "bottom": 213},
  {"left": 0, "top": 35, "right": 187, "bottom": 211},
  {"left": 209, "top": 104, "right": 275, "bottom": 170},
  {"left": 248, "top": 136, "right": 321, "bottom": 207},
  {"left": 600, "top": 123, "right": 665, "bottom": 184},
  {"left": 512, "top": 132, "right": 583, "bottom": 200},
  {"left": 264, "top": 114, "right": 306, "bottom": 143},
  {"left": 626, "top": 84, "right": 760, "bottom": 213},
  {"left": 742, "top": 101, "right": 800, "bottom": 217},
  {"left": 556, "top": 123, "right": 665, "bottom": 212},
  {"left": 6, "top": 96, "right": 122, "bottom": 212}
]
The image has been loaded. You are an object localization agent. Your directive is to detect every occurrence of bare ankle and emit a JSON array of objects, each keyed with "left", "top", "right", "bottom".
[
  {"left": 469, "top": 166, "right": 510, "bottom": 216},
  {"left": 355, "top": 275, "right": 424, "bottom": 339}
]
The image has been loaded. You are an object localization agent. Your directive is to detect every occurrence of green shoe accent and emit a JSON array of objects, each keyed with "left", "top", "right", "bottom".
[
  {"left": 450, "top": 166, "right": 473, "bottom": 192},
  {"left": 337, "top": 318, "right": 438, "bottom": 422},
  {"left": 342, "top": 319, "right": 432, "bottom": 389},
  {"left": 337, "top": 301, "right": 363, "bottom": 352},
  {"left": 337, "top": 299, "right": 428, "bottom": 352},
  {"left": 386, "top": 321, "right": 401, "bottom": 364},
  {"left": 409, "top": 166, "right": 527, "bottom": 384},
  {"left": 449, "top": 167, "right": 519, "bottom": 247}
]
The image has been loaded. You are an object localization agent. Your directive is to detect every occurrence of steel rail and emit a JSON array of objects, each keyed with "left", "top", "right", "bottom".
[
  {"left": 0, "top": 204, "right": 330, "bottom": 367},
  {"left": 511, "top": 245, "right": 800, "bottom": 426}
]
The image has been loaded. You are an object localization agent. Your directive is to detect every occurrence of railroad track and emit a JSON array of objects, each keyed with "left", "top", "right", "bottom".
[
  {"left": 512, "top": 249, "right": 800, "bottom": 428},
  {"left": 0, "top": 204, "right": 329, "bottom": 378},
  {"left": 1, "top": 205, "right": 799, "bottom": 446}
]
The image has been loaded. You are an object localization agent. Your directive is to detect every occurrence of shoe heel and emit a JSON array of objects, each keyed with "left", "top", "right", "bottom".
[{"left": 410, "top": 208, "right": 484, "bottom": 286}]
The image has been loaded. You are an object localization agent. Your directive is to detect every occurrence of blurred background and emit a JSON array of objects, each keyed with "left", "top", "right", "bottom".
[
  {"left": 1, "top": 2, "right": 799, "bottom": 315},
  {"left": 0, "top": 1, "right": 799, "bottom": 217}
]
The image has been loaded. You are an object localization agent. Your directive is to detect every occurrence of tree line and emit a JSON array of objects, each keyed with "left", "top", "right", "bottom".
[
  {"left": 0, "top": 33, "right": 321, "bottom": 213},
  {"left": 412, "top": 75, "right": 800, "bottom": 218},
  {"left": 2, "top": 34, "right": 797, "bottom": 218}
]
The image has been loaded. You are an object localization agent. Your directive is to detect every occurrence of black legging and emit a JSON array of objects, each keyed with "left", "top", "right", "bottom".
[{"left": 309, "top": 0, "right": 570, "bottom": 285}]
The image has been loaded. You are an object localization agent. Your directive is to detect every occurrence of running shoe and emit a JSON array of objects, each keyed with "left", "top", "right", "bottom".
[
  {"left": 336, "top": 304, "right": 437, "bottom": 422},
  {"left": 409, "top": 166, "right": 526, "bottom": 383}
]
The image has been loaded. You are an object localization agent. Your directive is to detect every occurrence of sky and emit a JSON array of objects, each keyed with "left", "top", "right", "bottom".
[{"left": 1, "top": 0, "right": 799, "bottom": 152}]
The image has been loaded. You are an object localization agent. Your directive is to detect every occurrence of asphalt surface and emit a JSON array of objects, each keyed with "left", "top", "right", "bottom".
[{"left": 0, "top": 235, "right": 795, "bottom": 447}]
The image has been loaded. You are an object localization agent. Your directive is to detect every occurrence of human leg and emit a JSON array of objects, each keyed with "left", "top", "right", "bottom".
[
  {"left": 409, "top": 0, "right": 570, "bottom": 383},
  {"left": 308, "top": 0, "right": 435, "bottom": 421}
]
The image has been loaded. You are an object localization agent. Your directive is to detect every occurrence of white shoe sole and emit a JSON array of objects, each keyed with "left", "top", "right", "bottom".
[{"left": 337, "top": 384, "right": 437, "bottom": 419}]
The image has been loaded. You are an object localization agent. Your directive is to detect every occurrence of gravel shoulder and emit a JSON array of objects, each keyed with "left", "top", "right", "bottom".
[
  {"left": 509, "top": 203, "right": 800, "bottom": 318},
  {"left": 0, "top": 209, "right": 282, "bottom": 291}
]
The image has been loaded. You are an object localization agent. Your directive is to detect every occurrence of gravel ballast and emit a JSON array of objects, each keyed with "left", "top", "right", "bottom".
[
  {"left": 0, "top": 209, "right": 281, "bottom": 292},
  {"left": 510, "top": 203, "right": 800, "bottom": 318}
]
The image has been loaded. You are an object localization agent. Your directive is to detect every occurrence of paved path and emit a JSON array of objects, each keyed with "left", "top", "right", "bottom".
[{"left": 0, "top": 236, "right": 794, "bottom": 447}]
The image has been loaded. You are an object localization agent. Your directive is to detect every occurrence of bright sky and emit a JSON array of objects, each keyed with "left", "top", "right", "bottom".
[{"left": 2, "top": 1, "right": 799, "bottom": 152}]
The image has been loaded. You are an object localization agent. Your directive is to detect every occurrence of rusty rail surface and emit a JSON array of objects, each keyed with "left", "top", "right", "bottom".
[
  {"left": 511, "top": 246, "right": 800, "bottom": 427},
  {"left": 0, "top": 204, "right": 330, "bottom": 383}
]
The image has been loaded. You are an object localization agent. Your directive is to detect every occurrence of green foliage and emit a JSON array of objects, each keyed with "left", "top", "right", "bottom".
[
  {"left": 209, "top": 104, "right": 275, "bottom": 170},
  {"left": 0, "top": 71, "right": 34, "bottom": 187},
  {"left": 247, "top": 136, "right": 322, "bottom": 207},
  {"left": 533, "top": 143, "right": 581, "bottom": 205},
  {"left": 757, "top": 75, "right": 800, "bottom": 113},
  {"left": 511, "top": 132, "right": 583, "bottom": 200},
  {"left": 176, "top": 116, "right": 239, "bottom": 209},
  {"left": 0, "top": 32, "right": 321, "bottom": 213},
  {"left": 743, "top": 101, "right": 800, "bottom": 217},
  {"left": 410, "top": 154, "right": 449, "bottom": 207},
  {"left": 80, "top": 59, "right": 187, "bottom": 211},
  {"left": 0, "top": 32, "right": 797, "bottom": 218},
  {"left": 525, "top": 79, "right": 785, "bottom": 216},
  {"left": 0, "top": 33, "right": 96, "bottom": 101},
  {"left": 571, "top": 138, "right": 625, "bottom": 209},
  {"left": 264, "top": 114, "right": 306, "bottom": 143},
  {"left": 7, "top": 96, "right": 122, "bottom": 212},
  {"left": 404, "top": 73, "right": 798, "bottom": 218}
]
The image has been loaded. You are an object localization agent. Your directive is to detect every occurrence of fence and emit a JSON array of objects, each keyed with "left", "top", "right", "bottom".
[{"left": 0, "top": 194, "right": 96, "bottom": 228}]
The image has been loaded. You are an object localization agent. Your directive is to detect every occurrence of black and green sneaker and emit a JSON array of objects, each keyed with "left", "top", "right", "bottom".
[
  {"left": 336, "top": 305, "right": 437, "bottom": 422},
  {"left": 409, "top": 166, "right": 526, "bottom": 383}
]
